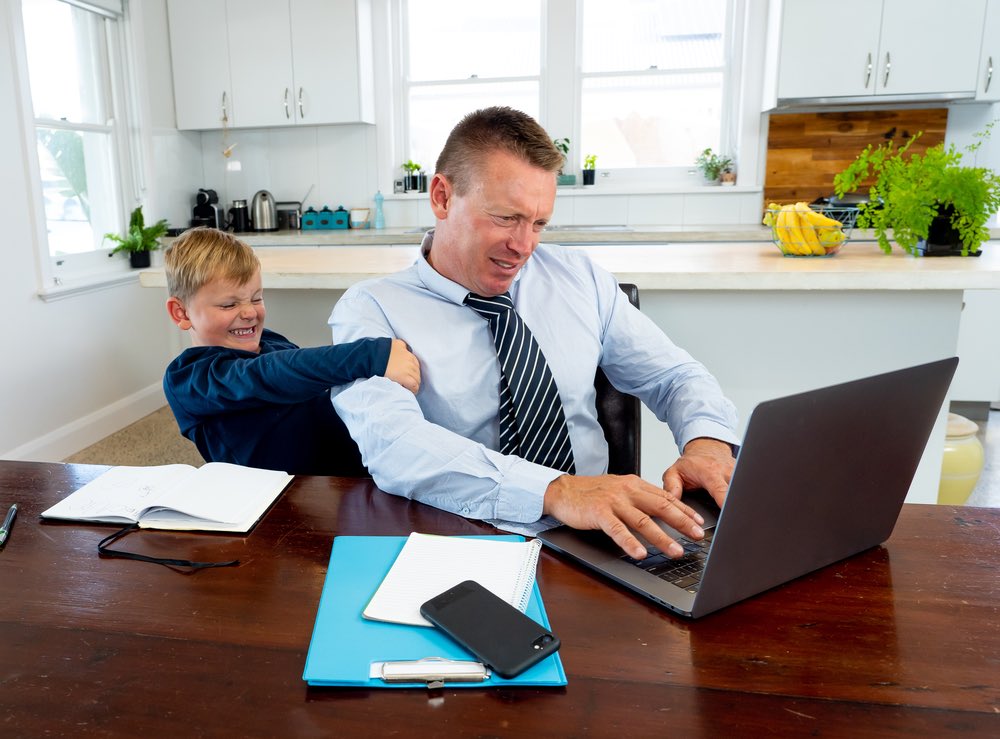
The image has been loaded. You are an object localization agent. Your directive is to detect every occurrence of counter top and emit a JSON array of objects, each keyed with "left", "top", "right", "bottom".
[{"left": 140, "top": 240, "right": 1000, "bottom": 292}]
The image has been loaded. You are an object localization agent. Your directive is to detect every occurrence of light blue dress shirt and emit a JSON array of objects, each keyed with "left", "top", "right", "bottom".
[{"left": 329, "top": 232, "right": 739, "bottom": 524}]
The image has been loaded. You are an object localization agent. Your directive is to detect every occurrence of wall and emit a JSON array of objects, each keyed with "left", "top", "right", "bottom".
[{"left": 0, "top": 0, "right": 190, "bottom": 460}]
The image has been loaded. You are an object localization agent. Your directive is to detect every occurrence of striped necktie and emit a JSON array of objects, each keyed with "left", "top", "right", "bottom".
[{"left": 465, "top": 292, "right": 576, "bottom": 473}]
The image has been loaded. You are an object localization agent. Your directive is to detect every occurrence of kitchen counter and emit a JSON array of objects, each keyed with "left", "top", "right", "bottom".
[
  {"left": 140, "top": 240, "right": 1000, "bottom": 505},
  {"left": 140, "top": 240, "right": 1000, "bottom": 291}
]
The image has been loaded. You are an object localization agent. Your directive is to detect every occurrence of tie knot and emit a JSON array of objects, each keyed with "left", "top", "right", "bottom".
[{"left": 465, "top": 292, "right": 514, "bottom": 316}]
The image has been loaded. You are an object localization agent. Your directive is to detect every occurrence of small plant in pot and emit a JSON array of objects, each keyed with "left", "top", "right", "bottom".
[
  {"left": 402, "top": 160, "right": 424, "bottom": 192},
  {"left": 834, "top": 125, "right": 1000, "bottom": 256},
  {"left": 583, "top": 154, "right": 597, "bottom": 186},
  {"left": 695, "top": 147, "right": 733, "bottom": 184},
  {"left": 104, "top": 205, "right": 169, "bottom": 269},
  {"left": 553, "top": 138, "right": 576, "bottom": 186}
]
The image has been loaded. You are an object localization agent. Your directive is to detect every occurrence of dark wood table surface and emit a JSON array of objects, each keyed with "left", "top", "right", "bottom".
[{"left": 1, "top": 461, "right": 998, "bottom": 737}]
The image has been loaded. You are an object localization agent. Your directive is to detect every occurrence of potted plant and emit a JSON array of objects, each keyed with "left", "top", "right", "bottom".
[
  {"left": 583, "top": 154, "right": 597, "bottom": 186},
  {"left": 401, "top": 160, "right": 423, "bottom": 192},
  {"left": 834, "top": 126, "right": 1000, "bottom": 256},
  {"left": 553, "top": 138, "right": 576, "bottom": 186},
  {"left": 695, "top": 148, "right": 733, "bottom": 184},
  {"left": 104, "top": 205, "right": 169, "bottom": 269}
]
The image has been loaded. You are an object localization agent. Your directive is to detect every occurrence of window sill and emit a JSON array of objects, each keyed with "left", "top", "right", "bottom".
[
  {"left": 37, "top": 270, "right": 140, "bottom": 302},
  {"left": 382, "top": 184, "right": 761, "bottom": 200}
]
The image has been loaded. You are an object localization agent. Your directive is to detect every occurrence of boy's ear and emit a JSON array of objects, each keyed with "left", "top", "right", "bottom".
[{"left": 166, "top": 297, "right": 192, "bottom": 330}]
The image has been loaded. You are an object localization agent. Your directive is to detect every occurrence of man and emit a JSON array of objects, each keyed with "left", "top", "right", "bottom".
[{"left": 330, "top": 107, "right": 739, "bottom": 559}]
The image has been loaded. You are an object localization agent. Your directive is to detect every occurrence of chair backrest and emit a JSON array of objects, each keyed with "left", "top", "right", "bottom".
[{"left": 594, "top": 283, "right": 641, "bottom": 476}]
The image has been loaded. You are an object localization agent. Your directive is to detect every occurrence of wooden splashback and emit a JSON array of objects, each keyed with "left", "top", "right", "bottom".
[{"left": 763, "top": 109, "right": 948, "bottom": 206}]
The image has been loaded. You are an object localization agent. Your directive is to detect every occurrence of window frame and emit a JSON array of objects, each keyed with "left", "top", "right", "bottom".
[
  {"left": 12, "top": 0, "right": 145, "bottom": 299},
  {"left": 388, "top": 0, "right": 747, "bottom": 190}
]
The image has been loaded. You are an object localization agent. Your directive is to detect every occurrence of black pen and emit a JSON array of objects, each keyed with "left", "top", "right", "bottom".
[{"left": 0, "top": 503, "right": 17, "bottom": 548}]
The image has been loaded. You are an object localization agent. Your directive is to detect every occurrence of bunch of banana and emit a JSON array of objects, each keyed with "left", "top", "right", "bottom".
[{"left": 763, "top": 202, "right": 846, "bottom": 256}]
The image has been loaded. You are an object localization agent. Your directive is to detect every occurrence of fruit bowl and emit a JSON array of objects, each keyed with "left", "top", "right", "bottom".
[{"left": 763, "top": 203, "right": 857, "bottom": 257}]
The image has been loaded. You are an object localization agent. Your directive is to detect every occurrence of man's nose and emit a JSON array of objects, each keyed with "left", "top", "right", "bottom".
[{"left": 507, "top": 221, "right": 538, "bottom": 255}]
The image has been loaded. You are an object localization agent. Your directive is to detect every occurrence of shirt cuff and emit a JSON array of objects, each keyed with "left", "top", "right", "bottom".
[
  {"left": 493, "top": 458, "right": 564, "bottom": 522},
  {"left": 677, "top": 419, "right": 741, "bottom": 455}
]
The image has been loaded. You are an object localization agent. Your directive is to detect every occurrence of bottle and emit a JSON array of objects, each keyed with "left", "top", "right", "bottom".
[{"left": 373, "top": 190, "right": 385, "bottom": 230}]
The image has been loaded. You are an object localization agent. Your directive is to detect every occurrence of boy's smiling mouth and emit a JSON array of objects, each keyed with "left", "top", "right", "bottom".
[{"left": 230, "top": 327, "right": 257, "bottom": 337}]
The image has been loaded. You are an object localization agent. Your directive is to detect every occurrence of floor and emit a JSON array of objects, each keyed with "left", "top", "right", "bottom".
[{"left": 63, "top": 406, "right": 1000, "bottom": 508}]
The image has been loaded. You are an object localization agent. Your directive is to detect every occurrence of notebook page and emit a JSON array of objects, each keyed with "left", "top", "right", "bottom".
[
  {"left": 362, "top": 533, "right": 543, "bottom": 627},
  {"left": 40, "top": 464, "right": 195, "bottom": 523}
]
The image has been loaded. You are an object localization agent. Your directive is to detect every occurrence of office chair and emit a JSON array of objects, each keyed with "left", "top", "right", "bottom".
[{"left": 595, "top": 283, "right": 641, "bottom": 476}]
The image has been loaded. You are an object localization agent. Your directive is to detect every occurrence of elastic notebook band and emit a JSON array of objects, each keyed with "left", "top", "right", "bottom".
[{"left": 97, "top": 524, "right": 240, "bottom": 571}]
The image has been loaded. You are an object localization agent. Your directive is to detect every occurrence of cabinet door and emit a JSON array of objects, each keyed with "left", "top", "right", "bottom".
[
  {"left": 975, "top": 0, "right": 1000, "bottom": 101},
  {"left": 875, "top": 0, "right": 985, "bottom": 96},
  {"left": 776, "top": 0, "right": 881, "bottom": 99},
  {"left": 290, "top": 0, "right": 374, "bottom": 124},
  {"left": 167, "top": 0, "right": 233, "bottom": 130},
  {"left": 226, "top": 0, "right": 296, "bottom": 127}
]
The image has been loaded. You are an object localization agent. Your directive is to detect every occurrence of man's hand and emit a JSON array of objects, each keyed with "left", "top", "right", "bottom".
[
  {"left": 542, "top": 474, "right": 706, "bottom": 560},
  {"left": 661, "top": 437, "right": 735, "bottom": 508},
  {"left": 383, "top": 339, "right": 421, "bottom": 394}
]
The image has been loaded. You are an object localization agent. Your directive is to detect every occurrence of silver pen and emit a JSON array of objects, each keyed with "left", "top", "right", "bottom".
[{"left": 0, "top": 503, "right": 17, "bottom": 548}]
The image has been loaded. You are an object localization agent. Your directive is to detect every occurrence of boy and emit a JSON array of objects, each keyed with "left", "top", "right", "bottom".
[{"left": 162, "top": 227, "right": 420, "bottom": 475}]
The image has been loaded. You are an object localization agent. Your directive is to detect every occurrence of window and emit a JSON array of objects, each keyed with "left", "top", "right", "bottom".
[
  {"left": 399, "top": 0, "right": 542, "bottom": 172},
  {"left": 580, "top": 0, "right": 729, "bottom": 172},
  {"left": 394, "top": 0, "right": 738, "bottom": 186},
  {"left": 18, "top": 0, "right": 138, "bottom": 288}
]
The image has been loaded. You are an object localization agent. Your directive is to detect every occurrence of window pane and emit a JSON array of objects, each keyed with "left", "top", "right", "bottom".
[
  {"left": 581, "top": 73, "right": 722, "bottom": 168},
  {"left": 408, "top": 82, "right": 540, "bottom": 172},
  {"left": 22, "top": 0, "right": 110, "bottom": 124},
  {"left": 37, "top": 128, "right": 119, "bottom": 256},
  {"left": 407, "top": 0, "right": 540, "bottom": 80},
  {"left": 582, "top": 0, "right": 726, "bottom": 74}
]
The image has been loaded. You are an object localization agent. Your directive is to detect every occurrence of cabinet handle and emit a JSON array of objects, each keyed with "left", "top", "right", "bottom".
[
  {"left": 883, "top": 52, "right": 891, "bottom": 88},
  {"left": 298, "top": 87, "right": 304, "bottom": 118},
  {"left": 987, "top": 56, "right": 994, "bottom": 94},
  {"left": 284, "top": 88, "right": 290, "bottom": 119},
  {"left": 222, "top": 92, "right": 229, "bottom": 124},
  {"left": 864, "top": 52, "right": 872, "bottom": 89}
]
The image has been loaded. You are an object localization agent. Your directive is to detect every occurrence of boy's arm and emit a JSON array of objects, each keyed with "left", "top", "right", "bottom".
[{"left": 165, "top": 337, "right": 392, "bottom": 416}]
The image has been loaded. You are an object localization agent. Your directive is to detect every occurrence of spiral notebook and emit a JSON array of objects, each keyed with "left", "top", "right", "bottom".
[{"left": 362, "top": 532, "right": 543, "bottom": 627}]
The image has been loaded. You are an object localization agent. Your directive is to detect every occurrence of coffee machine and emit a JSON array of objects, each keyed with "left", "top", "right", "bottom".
[{"left": 191, "top": 188, "right": 224, "bottom": 229}]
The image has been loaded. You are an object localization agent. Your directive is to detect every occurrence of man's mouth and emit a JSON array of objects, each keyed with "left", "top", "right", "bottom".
[
  {"left": 230, "top": 326, "right": 257, "bottom": 337},
  {"left": 492, "top": 258, "right": 520, "bottom": 272}
]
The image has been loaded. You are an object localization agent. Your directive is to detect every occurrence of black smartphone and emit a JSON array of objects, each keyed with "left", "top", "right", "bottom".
[{"left": 420, "top": 579, "right": 560, "bottom": 679}]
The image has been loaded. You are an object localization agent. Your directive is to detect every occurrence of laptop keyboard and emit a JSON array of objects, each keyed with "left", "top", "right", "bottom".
[{"left": 620, "top": 529, "right": 714, "bottom": 593}]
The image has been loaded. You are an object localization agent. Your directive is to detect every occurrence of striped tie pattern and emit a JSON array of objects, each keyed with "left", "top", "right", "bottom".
[{"left": 465, "top": 292, "right": 576, "bottom": 473}]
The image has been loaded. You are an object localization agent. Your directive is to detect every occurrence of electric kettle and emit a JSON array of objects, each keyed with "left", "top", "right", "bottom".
[{"left": 251, "top": 189, "right": 278, "bottom": 232}]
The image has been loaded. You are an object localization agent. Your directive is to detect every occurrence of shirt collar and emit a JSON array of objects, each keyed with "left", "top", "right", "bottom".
[{"left": 416, "top": 228, "right": 527, "bottom": 304}]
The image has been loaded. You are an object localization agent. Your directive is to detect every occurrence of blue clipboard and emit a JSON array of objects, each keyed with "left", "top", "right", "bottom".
[{"left": 302, "top": 535, "right": 567, "bottom": 688}]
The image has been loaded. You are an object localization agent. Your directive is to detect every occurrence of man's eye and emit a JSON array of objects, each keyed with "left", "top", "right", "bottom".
[{"left": 494, "top": 215, "right": 516, "bottom": 224}]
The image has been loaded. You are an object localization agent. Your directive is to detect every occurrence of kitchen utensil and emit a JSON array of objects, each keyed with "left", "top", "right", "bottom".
[
  {"left": 276, "top": 201, "right": 302, "bottom": 230},
  {"left": 251, "top": 190, "right": 278, "bottom": 232},
  {"left": 228, "top": 199, "right": 250, "bottom": 233},
  {"left": 192, "top": 188, "right": 224, "bottom": 229}
]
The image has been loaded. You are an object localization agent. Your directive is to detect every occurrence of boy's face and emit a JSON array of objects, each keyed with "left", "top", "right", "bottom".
[{"left": 167, "top": 271, "right": 266, "bottom": 352}]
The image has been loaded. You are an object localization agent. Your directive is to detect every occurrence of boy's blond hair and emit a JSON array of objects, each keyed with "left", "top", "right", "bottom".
[{"left": 164, "top": 227, "right": 260, "bottom": 303}]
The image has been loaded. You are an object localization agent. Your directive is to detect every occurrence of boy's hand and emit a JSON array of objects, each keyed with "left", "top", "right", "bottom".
[{"left": 384, "top": 339, "right": 421, "bottom": 394}]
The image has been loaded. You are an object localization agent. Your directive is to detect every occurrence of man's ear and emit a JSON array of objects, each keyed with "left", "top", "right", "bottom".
[
  {"left": 428, "top": 173, "right": 451, "bottom": 219},
  {"left": 166, "top": 297, "right": 192, "bottom": 330}
]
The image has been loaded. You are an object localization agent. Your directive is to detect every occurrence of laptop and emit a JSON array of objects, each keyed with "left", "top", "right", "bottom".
[{"left": 538, "top": 357, "right": 959, "bottom": 618}]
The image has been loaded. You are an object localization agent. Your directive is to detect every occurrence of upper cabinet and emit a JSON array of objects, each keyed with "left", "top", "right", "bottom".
[
  {"left": 976, "top": 0, "right": 1000, "bottom": 101},
  {"left": 764, "top": 0, "right": 988, "bottom": 107},
  {"left": 167, "top": 0, "right": 374, "bottom": 130}
]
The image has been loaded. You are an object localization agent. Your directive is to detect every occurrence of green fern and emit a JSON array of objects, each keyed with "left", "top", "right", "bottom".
[
  {"left": 834, "top": 126, "right": 1000, "bottom": 256},
  {"left": 103, "top": 206, "right": 169, "bottom": 256}
]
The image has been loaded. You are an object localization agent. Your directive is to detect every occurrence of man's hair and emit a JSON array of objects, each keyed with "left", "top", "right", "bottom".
[
  {"left": 435, "top": 106, "right": 563, "bottom": 195},
  {"left": 164, "top": 227, "right": 260, "bottom": 303}
]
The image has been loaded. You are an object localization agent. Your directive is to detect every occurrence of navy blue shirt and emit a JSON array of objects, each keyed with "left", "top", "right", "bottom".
[{"left": 164, "top": 329, "right": 391, "bottom": 476}]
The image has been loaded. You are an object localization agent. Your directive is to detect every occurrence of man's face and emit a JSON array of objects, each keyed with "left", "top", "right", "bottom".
[
  {"left": 168, "top": 271, "right": 266, "bottom": 352},
  {"left": 428, "top": 149, "right": 556, "bottom": 297}
]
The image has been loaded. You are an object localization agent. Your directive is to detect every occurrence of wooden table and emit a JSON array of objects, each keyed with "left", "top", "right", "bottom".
[{"left": 2, "top": 461, "right": 998, "bottom": 737}]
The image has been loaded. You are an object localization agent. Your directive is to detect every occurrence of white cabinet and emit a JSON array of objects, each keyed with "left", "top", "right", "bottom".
[
  {"left": 976, "top": 0, "right": 1000, "bottom": 101},
  {"left": 770, "top": 0, "right": 987, "bottom": 103},
  {"left": 167, "top": 0, "right": 233, "bottom": 130},
  {"left": 167, "top": 0, "right": 374, "bottom": 130}
]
